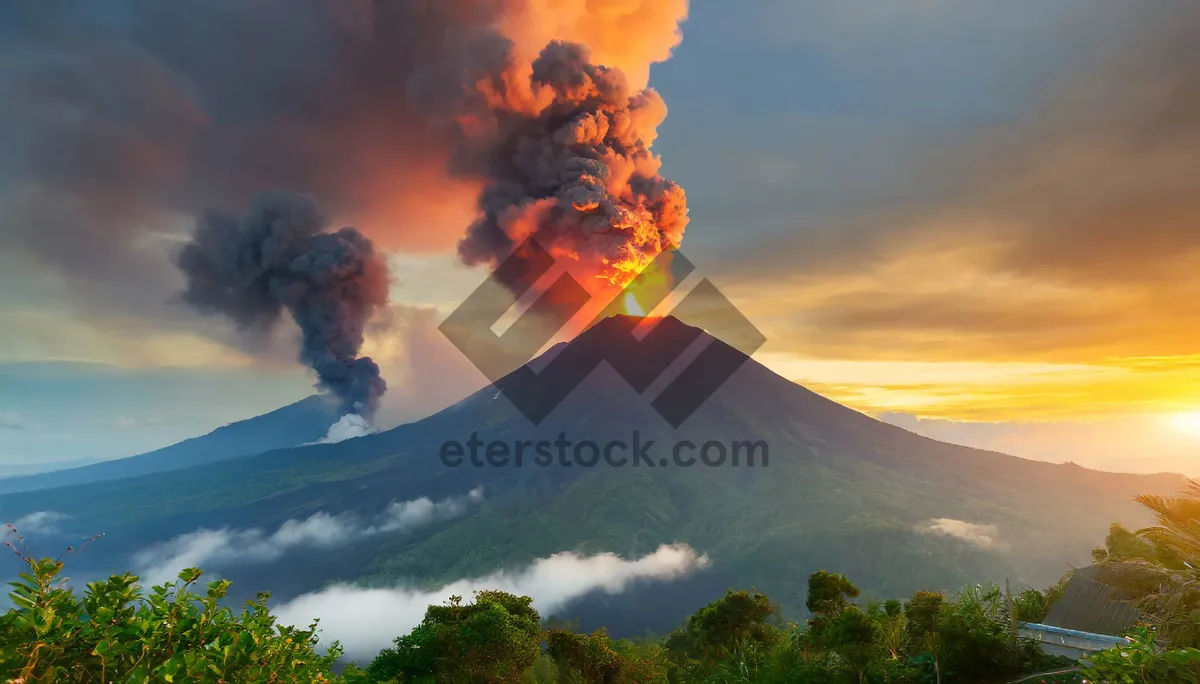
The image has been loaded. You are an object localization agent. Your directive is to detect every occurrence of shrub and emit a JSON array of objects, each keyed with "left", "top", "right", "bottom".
[{"left": 0, "top": 545, "right": 341, "bottom": 682}]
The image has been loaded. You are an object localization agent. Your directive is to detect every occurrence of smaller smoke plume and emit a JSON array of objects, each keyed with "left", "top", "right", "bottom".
[
  {"left": 176, "top": 191, "right": 389, "bottom": 418},
  {"left": 315, "top": 414, "right": 378, "bottom": 445},
  {"left": 273, "top": 543, "right": 709, "bottom": 661},
  {"left": 133, "top": 488, "right": 484, "bottom": 585},
  {"left": 920, "top": 518, "right": 1002, "bottom": 549}
]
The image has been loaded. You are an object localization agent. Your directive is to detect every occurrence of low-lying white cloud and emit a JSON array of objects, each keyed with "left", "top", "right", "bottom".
[
  {"left": 274, "top": 543, "right": 710, "bottom": 662},
  {"left": 921, "top": 518, "right": 1001, "bottom": 549},
  {"left": 369, "top": 486, "right": 484, "bottom": 534},
  {"left": 134, "top": 513, "right": 353, "bottom": 585},
  {"left": 5, "top": 510, "right": 69, "bottom": 534},
  {"left": 133, "top": 488, "right": 484, "bottom": 585},
  {"left": 315, "top": 414, "right": 377, "bottom": 444}
]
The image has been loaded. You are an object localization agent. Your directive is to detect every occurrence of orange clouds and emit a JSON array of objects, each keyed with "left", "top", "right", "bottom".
[
  {"left": 499, "top": 0, "right": 689, "bottom": 89},
  {"left": 713, "top": 3, "right": 1200, "bottom": 422}
]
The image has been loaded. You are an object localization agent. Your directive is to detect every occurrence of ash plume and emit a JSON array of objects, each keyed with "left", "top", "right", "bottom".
[
  {"left": 0, "top": 1, "right": 690, "bottom": 372},
  {"left": 444, "top": 39, "right": 691, "bottom": 289},
  {"left": 176, "top": 192, "right": 389, "bottom": 418},
  {"left": 0, "top": 1, "right": 689, "bottom": 325}
]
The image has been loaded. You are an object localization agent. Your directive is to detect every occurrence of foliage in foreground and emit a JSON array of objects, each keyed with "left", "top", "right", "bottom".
[
  {"left": 0, "top": 542, "right": 347, "bottom": 683},
  {"left": 0, "top": 553, "right": 1186, "bottom": 684},
  {"left": 1080, "top": 625, "right": 1200, "bottom": 684},
  {"left": 367, "top": 590, "right": 541, "bottom": 683}
]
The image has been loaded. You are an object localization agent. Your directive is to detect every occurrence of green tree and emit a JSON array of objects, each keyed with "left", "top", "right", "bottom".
[
  {"left": 546, "top": 628, "right": 624, "bottom": 683},
  {"left": 663, "top": 590, "right": 780, "bottom": 681},
  {"left": 1012, "top": 587, "right": 1048, "bottom": 622},
  {"left": 822, "top": 607, "right": 876, "bottom": 684},
  {"left": 937, "top": 587, "right": 1036, "bottom": 682},
  {"left": 0, "top": 549, "right": 342, "bottom": 682},
  {"left": 545, "top": 628, "right": 665, "bottom": 683},
  {"left": 367, "top": 590, "right": 541, "bottom": 683},
  {"left": 872, "top": 601, "right": 912, "bottom": 682},
  {"left": 882, "top": 598, "right": 902, "bottom": 618},
  {"left": 1092, "top": 521, "right": 1162, "bottom": 564},
  {"left": 903, "top": 591, "right": 945, "bottom": 684},
  {"left": 1098, "top": 480, "right": 1200, "bottom": 647},
  {"left": 806, "top": 571, "right": 860, "bottom": 620}
]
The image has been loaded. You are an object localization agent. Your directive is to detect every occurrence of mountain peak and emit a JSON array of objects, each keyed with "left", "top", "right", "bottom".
[
  {"left": 579, "top": 313, "right": 702, "bottom": 342},
  {"left": 486, "top": 313, "right": 748, "bottom": 427}
]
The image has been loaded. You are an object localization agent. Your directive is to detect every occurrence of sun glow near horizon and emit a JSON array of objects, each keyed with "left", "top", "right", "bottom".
[{"left": 1164, "top": 411, "right": 1200, "bottom": 437}]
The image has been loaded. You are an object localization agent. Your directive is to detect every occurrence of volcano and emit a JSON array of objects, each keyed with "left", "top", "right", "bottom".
[{"left": 1, "top": 315, "right": 1186, "bottom": 632}]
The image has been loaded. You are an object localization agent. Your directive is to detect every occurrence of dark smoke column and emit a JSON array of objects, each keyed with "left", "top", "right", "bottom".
[
  {"left": 177, "top": 191, "right": 389, "bottom": 418},
  {"left": 434, "top": 40, "right": 689, "bottom": 290}
]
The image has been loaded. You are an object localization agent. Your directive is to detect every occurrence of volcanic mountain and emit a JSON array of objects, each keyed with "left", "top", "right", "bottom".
[
  {"left": 2, "top": 315, "right": 1185, "bottom": 631},
  {"left": 0, "top": 396, "right": 337, "bottom": 495}
]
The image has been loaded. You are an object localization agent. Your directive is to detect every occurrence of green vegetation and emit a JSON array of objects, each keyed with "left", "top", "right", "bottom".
[
  {"left": 0, "top": 539, "right": 348, "bottom": 683},
  {"left": 1081, "top": 626, "right": 1200, "bottom": 684},
  {"left": 0, "top": 555, "right": 1060, "bottom": 683},
  {"left": 367, "top": 591, "right": 541, "bottom": 683},
  {"left": 3, "top": 481, "right": 1197, "bottom": 682}
]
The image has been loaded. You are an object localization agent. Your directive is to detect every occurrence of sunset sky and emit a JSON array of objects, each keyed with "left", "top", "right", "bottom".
[{"left": 2, "top": 1, "right": 1198, "bottom": 474}]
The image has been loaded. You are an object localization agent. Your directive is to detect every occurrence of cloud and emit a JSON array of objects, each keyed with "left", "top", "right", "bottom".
[
  {"left": 273, "top": 543, "right": 710, "bottom": 661},
  {"left": 675, "top": 2, "right": 1200, "bottom": 429},
  {"left": 113, "top": 415, "right": 165, "bottom": 429},
  {"left": 712, "top": 2, "right": 1200, "bottom": 365},
  {"left": 5, "top": 510, "right": 69, "bottom": 534},
  {"left": 920, "top": 518, "right": 1001, "bottom": 549},
  {"left": 0, "top": 1, "right": 687, "bottom": 365},
  {"left": 0, "top": 412, "right": 29, "bottom": 430},
  {"left": 370, "top": 487, "right": 485, "bottom": 534},
  {"left": 132, "top": 488, "right": 485, "bottom": 585},
  {"left": 756, "top": 351, "right": 1200, "bottom": 423},
  {"left": 132, "top": 513, "right": 352, "bottom": 586}
]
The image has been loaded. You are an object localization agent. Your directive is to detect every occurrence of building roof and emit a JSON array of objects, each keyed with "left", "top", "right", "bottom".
[{"left": 1043, "top": 565, "right": 1147, "bottom": 637}]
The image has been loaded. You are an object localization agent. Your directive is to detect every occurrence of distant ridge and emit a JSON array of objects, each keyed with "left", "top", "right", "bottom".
[
  {"left": 0, "top": 457, "right": 100, "bottom": 479},
  {"left": 0, "top": 396, "right": 337, "bottom": 495}
]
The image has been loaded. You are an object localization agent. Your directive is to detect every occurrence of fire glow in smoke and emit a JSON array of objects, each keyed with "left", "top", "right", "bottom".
[
  {"left": 450, "top": 39, "right": 690, "bottom": 297},
  {"left": 164, "top": 1, "right": 691, "bottom": 417}
]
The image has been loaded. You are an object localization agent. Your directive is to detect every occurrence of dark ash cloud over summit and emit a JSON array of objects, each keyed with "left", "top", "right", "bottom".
[
  {"left": 0, "top": 0, "right": 688, "bottom": 306},
  {"left": 0, "top": 0, "right": 690, "bottom": 394}
]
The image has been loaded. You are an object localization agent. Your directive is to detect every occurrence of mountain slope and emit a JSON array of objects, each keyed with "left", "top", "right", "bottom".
[
  {"left": 2, "top": 316, "right": 1187, "bottom": 630},
  {"left": 0, "top": 396, "right": 337, "bottom": 495}
]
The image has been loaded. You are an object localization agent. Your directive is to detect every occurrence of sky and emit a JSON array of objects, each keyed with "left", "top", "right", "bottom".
[{"left": 2, "top": 1, "right": 1199, "bottom": 474}]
